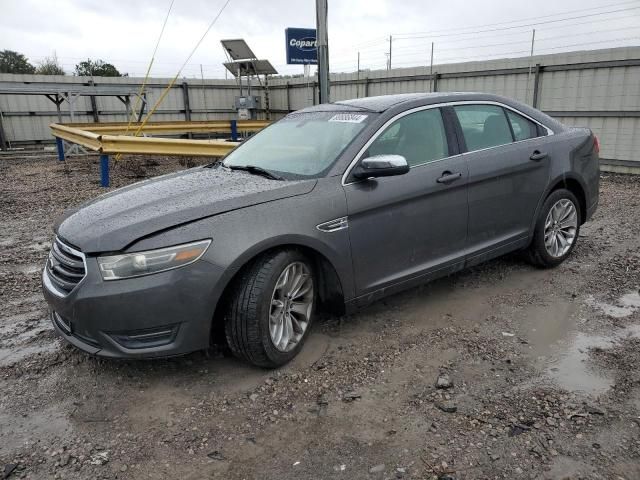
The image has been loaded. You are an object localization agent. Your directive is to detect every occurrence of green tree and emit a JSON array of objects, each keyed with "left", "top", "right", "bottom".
[
  {"left": 74, "top": 59, "right": 124, "bottom": 77},
  {"left": 35, "top": 53, "right": 65, "bottom": 75},
  {"left": 0, "top": 50, "right": 36, "bottom": 74}
]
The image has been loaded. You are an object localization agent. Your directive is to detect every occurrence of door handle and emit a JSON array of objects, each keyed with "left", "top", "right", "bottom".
[
  {"left": 530, "top": 150, "right": 548, "bottom": 161},
  {"left": 436, "top": 171, "right": 462, "bottom": 184}
]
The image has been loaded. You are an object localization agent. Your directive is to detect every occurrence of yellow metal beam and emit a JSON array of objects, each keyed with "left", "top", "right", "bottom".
[
  {"left": 99, "top": 135, "right": 239, "bottom": 157},
  {"left": 50, "top": 123, "right": 240, "bottom": 157},
  {"left": 49, "top": 124, "right": 102, "bottom": 151},
  {"left": 63, "top": 120, "right": 270, "bottom": 135}
]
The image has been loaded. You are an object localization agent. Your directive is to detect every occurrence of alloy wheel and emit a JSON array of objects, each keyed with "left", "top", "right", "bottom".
[
  {"left": 544, "top": 198, "right": 578, "bottom": 258},
  {"left": 269, "top": 262, "right": 314, "bottom": 352}
]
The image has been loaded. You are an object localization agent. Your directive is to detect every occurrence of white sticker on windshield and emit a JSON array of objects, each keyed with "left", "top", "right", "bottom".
[{"left": 328, "top": 113, "right": 368, "bottom": 123}]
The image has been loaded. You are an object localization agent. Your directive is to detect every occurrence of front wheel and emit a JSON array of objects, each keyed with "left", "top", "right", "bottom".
[
  {"left": 526, "top": 188, "right": 581, "bottom": 268},
  {"left": 224, "top": 250, "right": 315, "bottom": 368}
]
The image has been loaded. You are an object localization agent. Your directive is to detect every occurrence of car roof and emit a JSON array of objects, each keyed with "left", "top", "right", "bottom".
[
  {"left": 290, "top": 92, "right": 565, "bottom": 132},
  {"left": 335, "top": 92, "right": 455, "bottom": 112},
  {"left": 296, "top": 92, "right": 511, "bottom": 113}
]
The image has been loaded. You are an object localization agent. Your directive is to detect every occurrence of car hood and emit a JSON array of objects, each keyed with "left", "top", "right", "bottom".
[{"left": 56, "top": 166, "right": 317, "bottom": 253}]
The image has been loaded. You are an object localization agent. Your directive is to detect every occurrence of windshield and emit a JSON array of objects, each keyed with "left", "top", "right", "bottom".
[{"left": 222, "top": 111, "right": 375, "bottom": 179}]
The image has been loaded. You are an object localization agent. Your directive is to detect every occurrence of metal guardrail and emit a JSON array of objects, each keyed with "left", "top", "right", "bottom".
[
  {"left": 49, "top": 123, "right": 241, "bottom": 156},
  {"left": 63, "top": 119, "right": 270, "bottom": 135},
  {"left": 49, "top": 119, "right": 269, "bottom": 187}
]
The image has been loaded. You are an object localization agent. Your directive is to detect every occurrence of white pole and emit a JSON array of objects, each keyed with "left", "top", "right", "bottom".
[
  {"left": 429, "top": 42, "right": 434, "bottom": 93},
  {"left": 356, "top": 51, "right": 360, "bottom": 98},
  {"left": 200, "top": 64, "right": 209, "bottom": 122},
  {"left": 525, "top": 29, "right": 536, "bottom": 105},
  {"left": 316, "top": 0, "right": 330, "bottom": 103}
]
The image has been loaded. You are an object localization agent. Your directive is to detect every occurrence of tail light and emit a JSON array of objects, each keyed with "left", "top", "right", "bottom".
[{"left": 593, "top": 135, "right": 600, "bottom": 154}]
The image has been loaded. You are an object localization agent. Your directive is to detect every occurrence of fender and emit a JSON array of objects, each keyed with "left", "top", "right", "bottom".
[
  {"left": 206, "top": 232, "right": 354, "bottom": 325},
  {"left": 528, "top": 171, "right": 589, "bottom": 239}
]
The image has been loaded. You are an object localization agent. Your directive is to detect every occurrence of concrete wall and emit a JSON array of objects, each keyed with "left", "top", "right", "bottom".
[{"left": 1, "top": 46, "right": 638, "bottom": 167}]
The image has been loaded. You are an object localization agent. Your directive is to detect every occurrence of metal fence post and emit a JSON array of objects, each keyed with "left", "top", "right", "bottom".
[
  {"left": 230, "top": 120, "right": 238, "bottom": 141},
  {"left": 56, "top": 137, "right": 65, "bottom": 161},
  {"left": 286, "top": 82, "right": 291, "bottom": 112},
  {"left": 532, "top": 63, "right": 542, "bottom": 108},
  {"left": 264, "top": 74, "right": 270, "bottom": 120},
  {"left": 88, "top": 80, "right": 99, "bottom": 123},
  {"left": 0, "top": 112, "right": 8, "bottom": 151},
  {"left": 433, "top": 72, "right": 439, "bottom": 92},
  {"left": 100, "top": 154, "right": 110, "bottom": 187},
  {"left": 182, "top": 82, "right": 191, "bottom": 122}
]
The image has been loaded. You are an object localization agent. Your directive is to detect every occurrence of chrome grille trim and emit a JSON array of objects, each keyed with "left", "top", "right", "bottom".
[{"left": 45, "top": 237, "right": 87, "bottom": 296}]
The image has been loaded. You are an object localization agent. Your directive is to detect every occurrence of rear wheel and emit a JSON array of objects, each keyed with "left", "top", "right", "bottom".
[
  {"left": 526, "top": 188, "right": 580, "bottom": 268},
  {"left": 224, "top": 250, "right": 315, "bottom": 368}
]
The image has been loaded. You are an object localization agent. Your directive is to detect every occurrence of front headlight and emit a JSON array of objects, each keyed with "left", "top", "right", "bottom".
[{"left": 97, "top": 240, "right": 211, "bottom": 280}]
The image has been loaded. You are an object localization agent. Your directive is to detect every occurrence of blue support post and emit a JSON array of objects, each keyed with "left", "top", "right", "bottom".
[
  {"left": 230, "top": 119, "right": 238, "bottom": 141},
  {"left": 100, "top": 154, "right": 110, "bottom": 187},
  {"left": 55, "top": 137, "right": 65, "bottom": 161}
]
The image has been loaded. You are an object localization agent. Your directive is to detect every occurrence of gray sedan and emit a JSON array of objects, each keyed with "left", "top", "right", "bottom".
[{"left": 42, "top": 92, "right": 600, "bottom": 367}]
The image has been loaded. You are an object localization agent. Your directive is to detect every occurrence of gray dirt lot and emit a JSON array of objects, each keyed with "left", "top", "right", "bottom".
[{"left": 1, "top": 154, "right": 639, "bottom": 480}]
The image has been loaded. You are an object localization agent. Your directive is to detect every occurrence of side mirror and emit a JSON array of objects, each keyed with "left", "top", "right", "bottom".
[{"left": 353, "top": 154, "right": 410, "bottom": 179}]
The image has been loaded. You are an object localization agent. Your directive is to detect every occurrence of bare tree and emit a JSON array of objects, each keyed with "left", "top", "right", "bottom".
[{"left": 35, "top": 52, "right": 65, "bottom": 75}]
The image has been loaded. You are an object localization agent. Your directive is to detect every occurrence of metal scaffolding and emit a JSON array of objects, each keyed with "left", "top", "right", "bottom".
[{"left": 0, "top": 82, "right": 146, "bottom": 150}]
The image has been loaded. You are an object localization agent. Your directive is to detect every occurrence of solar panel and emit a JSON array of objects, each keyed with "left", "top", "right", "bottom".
[
  {"left": 223, "top": 60, "right": 278, "bottom": 77},
  {"left": 220, "top": 39, "right": 257, "bottom": 60}
]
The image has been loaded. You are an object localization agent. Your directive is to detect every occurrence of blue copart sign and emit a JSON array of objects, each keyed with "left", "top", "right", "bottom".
[{"left": 285, "top": 28, "right": 318, "bottom": 65}]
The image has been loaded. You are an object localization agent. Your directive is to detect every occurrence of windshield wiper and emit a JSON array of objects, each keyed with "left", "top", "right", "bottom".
[{"left": 226, "top": 165, "right": 283, "bottom": 181}]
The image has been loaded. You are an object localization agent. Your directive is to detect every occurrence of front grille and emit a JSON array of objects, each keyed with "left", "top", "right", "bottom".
[{"left": 46, "top": 237, "right": 86, "bottom": 295}]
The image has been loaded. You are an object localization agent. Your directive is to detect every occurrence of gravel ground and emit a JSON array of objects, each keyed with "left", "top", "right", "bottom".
[{"left": 1, "top": 154, "right": 639, "bottom": 480}]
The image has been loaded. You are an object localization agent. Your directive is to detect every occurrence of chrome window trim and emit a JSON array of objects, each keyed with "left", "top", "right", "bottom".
[
  {"left": 341, "top": 100, "right": 554, "bottom": 186},
  {"left": 450, "top": 100, "right": 554, "bottom": 136}
]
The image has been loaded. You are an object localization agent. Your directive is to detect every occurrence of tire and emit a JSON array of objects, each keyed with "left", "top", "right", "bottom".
[
  {"left": 224, "top": 250, "right": 316, "bottom": 368},
  {"left": 526, "top": 188, "right": 581, "bottom": 268}
]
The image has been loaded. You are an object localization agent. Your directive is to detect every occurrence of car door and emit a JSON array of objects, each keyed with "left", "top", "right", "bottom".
[
  {"left": 450, "top": 103, "right": 551, "bottom": 261},
  {"left": 343, "top": 106, "right": 469, "bottom": 299}
]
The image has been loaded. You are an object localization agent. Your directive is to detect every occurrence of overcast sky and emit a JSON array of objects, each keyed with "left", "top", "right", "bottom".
[{"left": 1, "top": 0, "right": 638, "bottom": 78}]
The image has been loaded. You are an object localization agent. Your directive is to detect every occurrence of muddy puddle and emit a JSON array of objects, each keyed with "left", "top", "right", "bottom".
[
  {"left": 530, "top": 292, "right": 640, "bottom": 396},
  {"left": 586, "top": 291, "right": 640, "bottom": 318},
  {"left": 0, "top": 341, "right": 58, "bottom": 367},
  {"left": 0, "top": 313, "right": 56, "bottom": 367}
]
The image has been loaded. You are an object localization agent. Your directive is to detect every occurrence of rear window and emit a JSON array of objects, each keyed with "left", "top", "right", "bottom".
[
  {"left": 506, "top": 110, "right": 539, "bottom": 141},
  {"left": 454, "top": 104, "right": 513, "bottom": 151}
]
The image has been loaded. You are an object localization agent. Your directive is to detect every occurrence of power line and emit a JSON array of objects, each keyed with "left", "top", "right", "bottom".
[
  {"left": 388, "top": 25, "right": 640, "bottom": 60},
  {"left": 389, "top": 14, "right": 640, "bottom": 53},
  {"left": 343, "top": 9, "right": 639, "bottom": 59},
  {"left": 392, "top": 1, "right": 640, "bottom": 38},
  {"left": 388, "top": 36, "right": 640, "bottom": 67},
  {"left": 394, "top": 6, "right": 640, "bottom": 40}
]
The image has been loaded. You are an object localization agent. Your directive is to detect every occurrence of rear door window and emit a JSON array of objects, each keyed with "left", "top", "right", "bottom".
[
  {"left": 454, "top": 105, "right": 513, "bottom": 151},
  {"left": 366, "top": 108, "right": 449, "bottom": 167},
  {"left": 506, "top": 109, "right": 539, "bottom": 141}
]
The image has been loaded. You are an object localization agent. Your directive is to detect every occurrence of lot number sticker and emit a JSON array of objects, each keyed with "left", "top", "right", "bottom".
[{"left": 328, "top": 113, "right": 368, "bottom": 123}]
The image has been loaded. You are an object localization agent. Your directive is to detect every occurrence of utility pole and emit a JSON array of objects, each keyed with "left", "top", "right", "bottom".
[
  {"left": 356, "top": 51, "right": 360, "bottom": 98},
  {"left": 388, "top": 35, "right": 392, "bottom": 70},
  {"left": 525, "top": 29, "right": 536, "bottom": 105},
  {"left": 316, "top": 0, "right": 330, "bottom": 103},
  {"left": 429, "top": 42, "right": 434, "bottom": 93}
]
